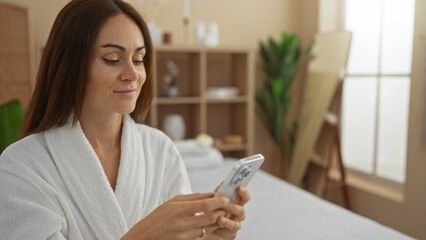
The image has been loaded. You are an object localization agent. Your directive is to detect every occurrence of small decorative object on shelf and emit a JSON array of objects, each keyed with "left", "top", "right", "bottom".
[
  {"left": 206, "top": 87, "right": 239, "bottom": 98},
  {"left": 163, "top": 114, "right": 186, "bottom": 140},
  {"left": 205, "top": 22, "right": 219, "bottom": 47},
  {"left": 147, "top": 22, "right": 162, "bottom": 45},
  {"left": 194, "top": 22, "right": 206, "bottom": 45},
  {"left": 162, "top": 32, "right": 172, "bottom": 44},
  {"left": 183, "top": 0, "right": 190, "bottom": 44},
  {"left": 193, "top": 22, "right": 219, "bottom": 46},
  {"left": 223, "top": 134, "right": 244, "bottom": 145},
  {"left": 162, "top": 60, "right": 179, "bottom": 97}
]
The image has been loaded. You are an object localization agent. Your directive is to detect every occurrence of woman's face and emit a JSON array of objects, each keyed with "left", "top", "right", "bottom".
[{"left": 84, "top": 14, "right": 146, "bottom": 116}]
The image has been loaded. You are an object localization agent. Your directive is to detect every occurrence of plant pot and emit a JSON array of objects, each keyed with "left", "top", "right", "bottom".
[{"left": 274, "top": 145, "right": 289, "bottom": 180}]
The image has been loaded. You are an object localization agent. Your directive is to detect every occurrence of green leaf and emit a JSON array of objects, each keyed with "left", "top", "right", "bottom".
[
  {"left": 0, "top": 100, "right": 24, "bottom": 154},
  {"left": 256, "top": 31, "right": 313, "bottom": 151}
]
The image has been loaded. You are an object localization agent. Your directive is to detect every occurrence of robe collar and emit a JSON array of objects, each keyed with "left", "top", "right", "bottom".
[{"left": 45, "top": 114, "right": 145, "bottom": 239}]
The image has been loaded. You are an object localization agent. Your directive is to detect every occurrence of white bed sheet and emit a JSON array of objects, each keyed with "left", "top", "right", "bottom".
[{"left": 187, "top": 159, "right": 413, "bottom": 240}]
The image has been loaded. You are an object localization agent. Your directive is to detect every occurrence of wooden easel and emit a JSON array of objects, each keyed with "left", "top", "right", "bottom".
[
  {"left": 288, "top": 31, "right": 352, "bottom": 209},
  {"left": 305, "top": 80, "right": 350, "bottom": 209}
]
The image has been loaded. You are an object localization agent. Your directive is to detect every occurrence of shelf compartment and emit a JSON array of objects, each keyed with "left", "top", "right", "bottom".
[
  {"left": 206, "top": 102, "right": 247, "bottom": 142},
  {"left": 157, "top": 104, "right": 201, "bottom": 139},
  {"left": 214, "top": 143, "right": 247, "bottom": 152},
  {"left": 156, "top": 96, "right": 202, "bottom": 104},
  {"left": 206, "top": 52, "right": 248, "bottom": 96},
  {"left": 222, "top": 150, "right": 247, "bottom": 159},
  {"left": 0, "top": 54, "right": 31, "bottom": 83},
  {"left": 205, "top": 96, "right": 247, "bottom": 103},
  {"left": 0, "top": 49, "right": 30, "bottom": 55},
  {"left": 155, "top": 51, "right": 201, "bottom": 97}
]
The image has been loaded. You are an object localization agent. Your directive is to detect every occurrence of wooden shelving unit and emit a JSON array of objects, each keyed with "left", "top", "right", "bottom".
[
  {"left": 0, "top": 3, "right": 34, "bottom": 107},
  {"left": 147, "top": 45, "right": 254, "bottom": 158}
]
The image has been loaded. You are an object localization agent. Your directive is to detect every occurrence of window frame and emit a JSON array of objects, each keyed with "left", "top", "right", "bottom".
[{"left": 340, "top": 0, "right": 414, "bottom": 184}]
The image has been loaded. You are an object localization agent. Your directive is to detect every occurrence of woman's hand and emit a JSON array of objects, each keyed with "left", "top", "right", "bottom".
[
  {"left": 122, "top": 192, "right": 230, "bottom": 240},
  {"left": 206, "top": 185, "right": 251, "bottom": 240}
]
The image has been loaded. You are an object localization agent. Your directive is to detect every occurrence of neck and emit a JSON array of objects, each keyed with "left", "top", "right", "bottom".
[{"left": 79, "top": 110, "right": 123, "bottom": 151}]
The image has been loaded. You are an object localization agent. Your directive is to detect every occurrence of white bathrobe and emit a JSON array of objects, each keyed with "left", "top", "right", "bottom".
[{"left": 0, "top": 115, "right": 192, "bottom": 240}]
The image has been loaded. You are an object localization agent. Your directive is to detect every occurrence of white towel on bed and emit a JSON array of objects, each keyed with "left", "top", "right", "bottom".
[
  {"left": 0, "top": 115, "right": 192, "bottom": 240},
  {"left": 181, "top": 148, "right": 224, "bottom": 169},
  {"left": 174, "top": 137, "right": 224, "bottom": 169},
  {"left": 174, "top": 139, "right": 211, "bottom": 155}
]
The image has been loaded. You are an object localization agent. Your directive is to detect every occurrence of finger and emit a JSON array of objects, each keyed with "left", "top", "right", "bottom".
[
  {"left": 206, "top": 231, "right": 223, "bottom": 240},
  {"left": 214, "top": 181, "right": 224, "bottom": 193},
  {"left": 218, "top": 216, "right": 241, "bottom": 233},
  {"left": 211, "top": 227, "right": 238, "bottom": 240},
  {"left": 191, "top": 210, "right": 227, "bottom": 227},
  {"left": 172, "top": 192, "right": 215, "bottom": 202},
  {"left": 224, "top": 203, "right": 245, "bottom": 221},
  {"left": 225, "top": 212, "right": 232, "bottom": 220},
  {"left": 204, "top": 223, "right": 220, "bottom": 233},
  {"left": 179, "top": 226, "right": 207, "bottom": 239},
  {"left": 182, "top": 196, "right": 230, "bottom": 215},
  {"left": 206, "top": 231, "right": 225, "bottom": 240},
  {"left": 236, "top": 186, "right": 250, "bottom": 206}
]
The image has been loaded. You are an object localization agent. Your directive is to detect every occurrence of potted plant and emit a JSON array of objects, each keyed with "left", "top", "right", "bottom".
[
  {"left": 0, "top": 99, "right": 25, "bottom": 154},
  {"left": 256, "top": 32, "right": 312, "bottom": 179}
]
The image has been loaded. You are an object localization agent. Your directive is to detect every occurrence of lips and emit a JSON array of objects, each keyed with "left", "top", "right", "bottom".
[
  {"left": 114, "top": 89, "right": 137, "bottom": 97},
  {"left": 114, "top": 89, "right": 136, "bottom": 93}
]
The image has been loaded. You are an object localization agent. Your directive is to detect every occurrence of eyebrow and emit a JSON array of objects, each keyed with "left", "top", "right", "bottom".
[{"left": 101, "top": 44, "right": 146, "bottom": 52}]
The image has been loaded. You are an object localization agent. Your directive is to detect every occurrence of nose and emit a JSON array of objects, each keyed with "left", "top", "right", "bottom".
[{"left": 120, "top": 60, "right": 139, "bottom": 82}]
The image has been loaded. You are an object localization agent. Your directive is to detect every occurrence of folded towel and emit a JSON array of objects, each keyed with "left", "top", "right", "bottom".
[
  {"left": 174, "top": 139, "right": 211, "bottom": 155},
  {"left": 181, "top": 148, "right": 224, "bottom": 169},
  {"left": 174, "top": 133, "right": 214, "bottom": 156},
  {"left": 174, "top": 134, "right": 223, "bottom": 169}
]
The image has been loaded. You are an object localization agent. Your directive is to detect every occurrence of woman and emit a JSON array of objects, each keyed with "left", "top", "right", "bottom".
[{"left": 0, "top": 0, "right": 249, "bottom": 239}]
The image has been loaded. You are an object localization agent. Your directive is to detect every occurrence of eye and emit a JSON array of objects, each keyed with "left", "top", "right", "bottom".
[
  {"left": 133, "top": 59, "right": 144, "bottom": 66},
  {"left": 102, "top": 57, "right": 120, "bottom": 65},
  {"left": 133, "top": 55, "right": 145, "bottom": 66}
]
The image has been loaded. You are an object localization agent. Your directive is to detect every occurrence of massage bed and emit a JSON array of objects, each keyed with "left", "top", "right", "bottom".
[{"left": 187, "top": 159, "right": 413, "bottom": 240}]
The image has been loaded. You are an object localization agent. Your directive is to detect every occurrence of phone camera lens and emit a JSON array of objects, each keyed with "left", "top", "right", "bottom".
[
  {"left": 242, "top": 168, "right": 251, "bottom": 177},
  {"left": 240, "top": 167, "right": 251, "bottom": 177}
]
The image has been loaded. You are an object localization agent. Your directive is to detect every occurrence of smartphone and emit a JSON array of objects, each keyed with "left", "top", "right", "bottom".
[{"left": 217, "top": 154, "right": 264, "bottom": 202}]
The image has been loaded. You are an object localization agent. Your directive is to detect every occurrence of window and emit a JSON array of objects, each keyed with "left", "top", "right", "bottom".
[{"left": 341, "top": 0, "right": 415, "bottom": 183}]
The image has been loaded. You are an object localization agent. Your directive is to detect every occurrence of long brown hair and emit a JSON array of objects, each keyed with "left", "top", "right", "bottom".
[{"left": 20, "top": 0, "right": 154, "bottom": 138}]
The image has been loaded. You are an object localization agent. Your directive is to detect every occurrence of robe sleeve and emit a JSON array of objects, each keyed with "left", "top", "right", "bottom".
[{"left": 0, "top": 156, "right": 67, "bottom": 240}]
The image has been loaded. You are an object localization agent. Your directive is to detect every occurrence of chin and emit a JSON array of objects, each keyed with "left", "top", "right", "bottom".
[
  {"left": 116, "top": 104, "right": 137, "bottom": 114},
  {"left": 121, "top": 108, "right": 136, "bottom": 114}
]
